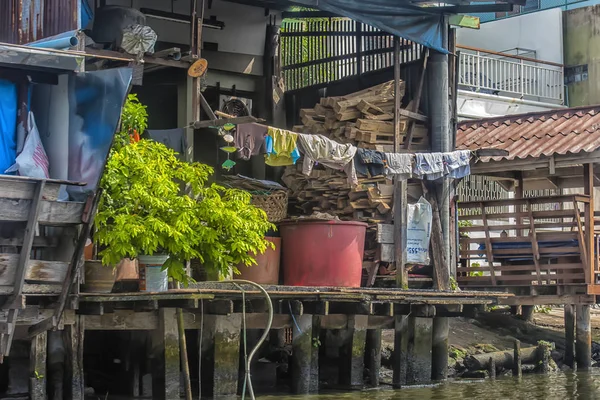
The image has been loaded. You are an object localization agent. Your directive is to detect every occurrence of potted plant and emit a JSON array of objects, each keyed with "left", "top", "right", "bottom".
[
  {"left": 94, "top": 138, "right": 275, "bottom": 290},
  {"left": 82, "top": 94, "right": 149, "bottom": 293}
]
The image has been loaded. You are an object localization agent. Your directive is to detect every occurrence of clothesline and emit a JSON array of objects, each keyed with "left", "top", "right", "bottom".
[{"left": 234, "top": 122, "right": 472, "bottom": 185}]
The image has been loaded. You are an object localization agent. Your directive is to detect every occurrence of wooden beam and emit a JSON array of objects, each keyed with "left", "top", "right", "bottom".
[
  {"left": 29, "top": 331, "right": 47, "bottom": 400},
  {"left": 584, "top": 163, "right": 595, "bottom": 285},
  {"left": 393, "top": 36, "right": 408, "bottom": 289},
  {"left": 192, "top": 116, "right": 264, "bottom": 129},
  {"left": 0, "top": 198, "right": 84, "bottom": 224},
  {"left": 0, "top": 255, "right": 68, "bottom": 287},
  {"left": 403, "top": 48, "right": 429, "bottom": 150}
]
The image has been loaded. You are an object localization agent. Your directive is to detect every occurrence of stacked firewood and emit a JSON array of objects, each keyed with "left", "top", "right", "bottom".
[{"left": 292, "top": 80, "right": 429, "bottom": 151}]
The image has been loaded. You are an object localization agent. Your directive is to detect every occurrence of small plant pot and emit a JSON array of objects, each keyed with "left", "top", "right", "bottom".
[
  {"left": 81, "top": 260, "right": 116, "bottom": 293},
  {"left": 235, "top": 237, "right": 281, "bottom": 284},
  {"left": 138, "top": 254, "right": 169, "bottom": 292}
]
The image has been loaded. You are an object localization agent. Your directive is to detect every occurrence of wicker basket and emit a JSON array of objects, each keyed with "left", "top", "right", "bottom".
[{"left": 251, "top": 190, "right": 288, "bottom": 222}]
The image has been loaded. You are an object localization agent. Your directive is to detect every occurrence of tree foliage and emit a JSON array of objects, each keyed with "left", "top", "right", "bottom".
[{"left": 113, "top": 94, "right": 148, "bottom": 150}]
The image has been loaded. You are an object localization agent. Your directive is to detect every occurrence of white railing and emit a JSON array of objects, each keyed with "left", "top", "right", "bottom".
[{"left": 458, "top": 46, "right": 564, "bottom": 103}]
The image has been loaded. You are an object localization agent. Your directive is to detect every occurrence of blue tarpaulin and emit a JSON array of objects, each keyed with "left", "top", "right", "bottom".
[
  {"left": 0, "top": 79, "right": 17, "bottom": 174},
  {"left": 294, "top": 0, "right": 447, "bottom": 53}
]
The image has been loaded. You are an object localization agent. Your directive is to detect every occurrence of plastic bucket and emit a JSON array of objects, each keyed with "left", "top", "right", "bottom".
[
  {"left": 138, "top": 255, "right": 169, "bottom": 292},
  {"left": 236, "top": 237, "right": 281, "bottom": 284},
  {"left": 279, "top": 220, "right": 367, "bottom": 287},
  {"left": 81, "top": 261, "right": 116, "bottom": 293}
]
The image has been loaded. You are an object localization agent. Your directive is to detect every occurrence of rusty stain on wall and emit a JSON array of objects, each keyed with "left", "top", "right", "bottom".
[{"left": 0, "top": 0, "right": 78, "bottom": 45}]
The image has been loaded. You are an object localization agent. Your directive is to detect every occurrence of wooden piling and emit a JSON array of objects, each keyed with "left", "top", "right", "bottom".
[
  {"left": 339, "top": 315, "right": 368, "bottom": 389},
  {"left": 392, "top": 315, "right": 408, "bottom": 388},
  {"left": 488, "top": 357, "right": 496, "bottom": 379},
  {"left": 29, "top": 331, "right": 47, "bottom": 400},
  {"left": 310, "top": 316, "right": 321, "bottom": 392},
  {"left": 66, "top": 316, "right": 84, "bottom": 400},
  {"left": 564, "top": 304, "right": 575, "bottom": 368},
  {"left": 292, "top": 314, "right": 313, "bottom": 394},
  {"left": 576, "top": 304, "right": 592, "bottom": 370},
  {"left": 513, "top": 339, "right": 522, "bottom": 378},
  {"left": 521, "top": 305, "right": 534, "bottom": 322},
  {"left": 538, "top": 342, "right": 551, "bottom": 373},
  {"left": 152, "top": 308, "right": 180, "bottom": 400},
  {"left": 365, "top": 329, "right": 382, "bottom": 387},
  {"left": 200, "top": 313, "right": 242, "bottom": 398},
  {"left": 431, "top": 317, "right": 449, "bottom": 381}
]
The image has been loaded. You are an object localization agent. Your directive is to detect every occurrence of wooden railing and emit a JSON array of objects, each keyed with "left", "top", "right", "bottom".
[{"left": 457, "top": 195, "right": 593, "bottom": 288}]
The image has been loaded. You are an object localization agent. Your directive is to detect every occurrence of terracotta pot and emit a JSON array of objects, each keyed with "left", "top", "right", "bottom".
[
  {"left": 235, "top": 237, "right": 281, "bottom": 284},
  {"left": 115, "top": 258, "right": 139, "bottom": 281},
  {"left": 81, "top": 261, "right": 116, "bottom": 293}
]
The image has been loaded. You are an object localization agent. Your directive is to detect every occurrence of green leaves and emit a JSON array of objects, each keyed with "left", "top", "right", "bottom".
[{"left": 96, "top": 139, "right": 275, "bottom": 285}]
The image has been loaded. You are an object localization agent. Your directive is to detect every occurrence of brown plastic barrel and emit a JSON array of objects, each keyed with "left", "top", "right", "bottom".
[
  {"left": 279, "top": 220, "right": 367, "bottom": 287},
  {"left": 236, "top": 237, "right": 281, "bottom": 284}
]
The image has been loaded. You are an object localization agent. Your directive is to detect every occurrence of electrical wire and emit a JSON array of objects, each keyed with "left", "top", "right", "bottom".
[{"left": 200, "top": 280, "right": 272, "bottom": 400}]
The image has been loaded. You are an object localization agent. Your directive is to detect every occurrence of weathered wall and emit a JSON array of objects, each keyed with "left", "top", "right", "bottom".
[{"left": 563, "top": 5, "right": 600, "bottom": 106}]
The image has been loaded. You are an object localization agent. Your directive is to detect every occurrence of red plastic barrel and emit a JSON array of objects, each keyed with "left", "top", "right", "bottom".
[{"left": 279, "top": 220, "right": 367, "bottom": 287}]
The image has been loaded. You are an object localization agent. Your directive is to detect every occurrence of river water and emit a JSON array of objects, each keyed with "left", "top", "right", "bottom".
[{"left": 259, "top": 371, "right": 600, "bottom": 400}]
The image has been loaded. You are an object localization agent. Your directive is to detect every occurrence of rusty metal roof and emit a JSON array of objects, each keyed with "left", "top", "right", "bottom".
[{"left": 457, "top": 105, "right": 600, "bottom": 161}]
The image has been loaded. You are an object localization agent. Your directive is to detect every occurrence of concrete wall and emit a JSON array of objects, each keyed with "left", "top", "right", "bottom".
[
  {"left": 105, "top": 0, "right": 278, "bottom": 57},
  {"left": 564, "top": 5, "right": 600, "bottom": 106},
  {"left": 457, "top": 8, "right": 564, "bottom": 64}
]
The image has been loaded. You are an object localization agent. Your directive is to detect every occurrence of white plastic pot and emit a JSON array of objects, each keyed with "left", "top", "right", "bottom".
[{"left": 138, "top": 254, "right": 169, "bottom": 292}]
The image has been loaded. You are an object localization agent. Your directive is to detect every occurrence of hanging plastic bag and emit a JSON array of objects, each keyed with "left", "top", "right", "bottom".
[
  {"left": 406, "top": 197, "right": 433, "bottom": 264},
  {"left": 5, "top": 111, "right": 50, "bottom": 179}
]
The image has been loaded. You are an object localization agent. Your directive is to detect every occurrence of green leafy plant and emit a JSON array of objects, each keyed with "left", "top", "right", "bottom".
[
  {"left": 95, "top": 139, "right": 275, "bottom": 285},
  {"left": 535, "top": 305, "right": 552, "bottom": 314},
  {"left": 113, "top": 94, "right": 148, "bottom": 151},
  {"left": 469, "top": 262, "right": 483, "bottom": 277}
]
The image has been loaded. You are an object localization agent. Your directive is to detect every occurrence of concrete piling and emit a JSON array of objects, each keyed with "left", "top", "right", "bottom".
[
  {"left": 339, "top": 315, "right": 368, "bottom": 389},
  {"left": 576, "top": 305, "right": 592, "bottom": 370},
  {"left": 431, "top": 317, "right": 449, "bottom": 381},
  {"left": 365, "top": 329, "right": 382, "bottom": 387},
  {"left": 291, "top": 314, "right": 314, "bottom": 394}
]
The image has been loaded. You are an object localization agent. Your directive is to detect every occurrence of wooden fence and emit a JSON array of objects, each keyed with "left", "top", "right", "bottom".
[{"left": 281, "top": 18, "right": 423, "bottom": 91}]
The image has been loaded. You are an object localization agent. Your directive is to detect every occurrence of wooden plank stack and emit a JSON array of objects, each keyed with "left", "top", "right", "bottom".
[
  {"left": 284, "top": 81, "right": 431, "bottom": 287},
  {"left": 292, "top": 80, "right": 429, "bottom": 151}
]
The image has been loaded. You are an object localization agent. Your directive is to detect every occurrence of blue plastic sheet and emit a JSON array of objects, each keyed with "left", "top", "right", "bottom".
[
  {"left": 0, "top": 79, "right": 17, "bottom": 174},
  {"left": 294, "top": 0, "right": 447, "bottom": 53},
  {"left": 67, "top": 68, "right": 133, "bottom": 201}
]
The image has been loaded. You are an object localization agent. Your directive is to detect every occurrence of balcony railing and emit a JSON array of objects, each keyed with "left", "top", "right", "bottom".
[{"left": 457, "top": 45, "right": 564, "bottom": 104}]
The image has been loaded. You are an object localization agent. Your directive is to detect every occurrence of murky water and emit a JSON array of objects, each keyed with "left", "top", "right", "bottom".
[{"left": 259, "top": 371, "right": 600, "bottom": 400}]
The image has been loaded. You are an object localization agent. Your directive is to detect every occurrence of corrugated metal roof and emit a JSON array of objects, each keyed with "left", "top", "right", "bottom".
[
  {"left": 0, "top": 0, "right": 77, "bottom": 45},
  {"left": 457, "top": 105, "right": 600, "bottom": 161}
]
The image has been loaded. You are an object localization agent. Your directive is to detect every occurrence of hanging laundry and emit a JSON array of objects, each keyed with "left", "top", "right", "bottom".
[
  {"left": 234, "top": 123, "right": 267, "bottom": 160},
  {"left": 147, "top": 128, "right": 187, "bottom": 154},
  {"left": 264, "top": 127, "right": 300, "bottom": 166},
  {"left": 413, "top": 152, "right": 444, "bottom": 180},
  {"left": 297, "top": 133, "right": 357, "bottom": 185},
  {"left": 384, "top": 153, "right": 412, "bottom": 180},
  {"left": 354, "top": 148, "right": 385, "bottom": 178},
  {"left": 443, "top": 150, "right": 471, "bottom": 179}
]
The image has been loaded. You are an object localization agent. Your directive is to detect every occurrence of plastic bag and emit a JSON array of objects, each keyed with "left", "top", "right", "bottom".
[
  {"left": 5, "top": 111, "right": 49, "bottom": 179},
  {"left": 406, "top": 197, "right": 432, "bottom": 264}
]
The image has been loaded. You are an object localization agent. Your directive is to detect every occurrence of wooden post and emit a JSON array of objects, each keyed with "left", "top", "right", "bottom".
[
  {"left": 310, "top": 316, "right": 321, "bottom": 392},
  {"left": 513, "top": 339, "right": 522, "bottom": 378},
  {"left": 292, "top": 314, "right": 313, "bottom": 394},
  {"left": 488, "top": 357, "right": 496, "bottom": 379},
  {"left": 538, "top": 341, "right": 551, "bottom": 373},
  {"left": 393, "top": 36, "right": 408, "bottom": 289},
  {"left": 584, "top": 163, "right": 595, "bottom": 285},
  {"left": 576, "top": 304, "right": 592, "bottom": 370},
  {"left": 431, "top": 317, "right": 449, "bottom": 381},
  {"left": 366, "top": 329, "right": 382, "bottom": 387},
  {"left": 521, "top": 306, "right": 534, "bottom": 322},
  {"left": 392, "top": 315, "right": 408, "bottom": 388},
  {"left": 564, "top": 304, "right": 575, "bottom": 368},
  {"left": 339, "top": 315, "right": 368, "bottom": 389},
  {"left": 29, "top": 331, "right": 47, "bottom": 400},
  {"left": 67, "top": 316, "right": 84, "bottom": 400},
  {"left": 200, "top": 314, "right": 241, "bottom": 398},
  {"left": 152, "top": 309, "right": 180, "bottom": 400}
]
